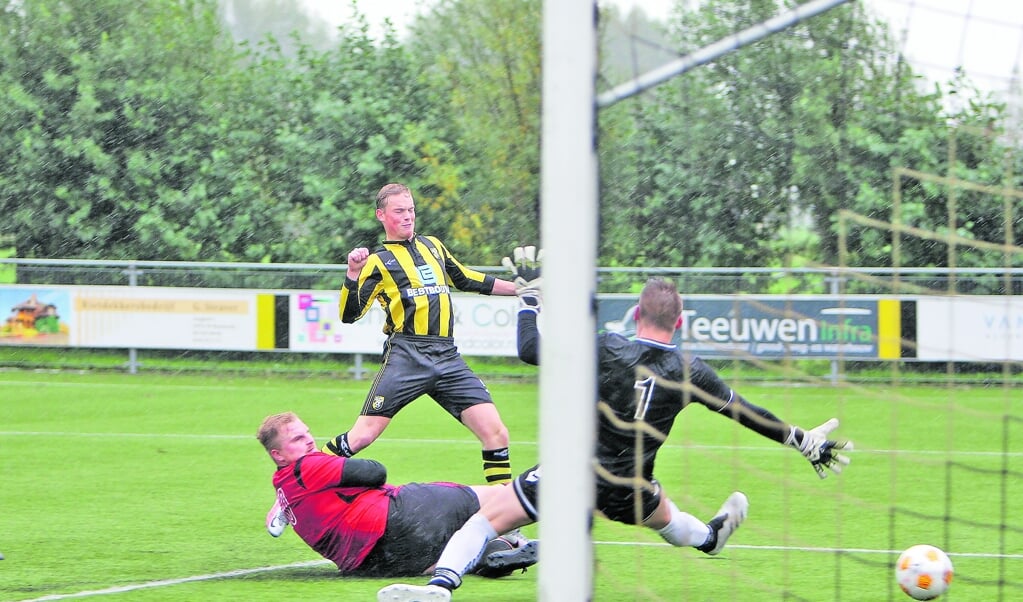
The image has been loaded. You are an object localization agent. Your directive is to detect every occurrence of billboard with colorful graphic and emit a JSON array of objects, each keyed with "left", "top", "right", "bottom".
[{"left": 0, "top": 287, "right": 71, "bottom": 346}]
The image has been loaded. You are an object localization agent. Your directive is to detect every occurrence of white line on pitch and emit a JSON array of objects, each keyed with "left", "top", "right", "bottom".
[
  {"left": 17, "top": 560, "right": 331, "bottom": 601},
  {"left": 593, "top": 541, "right": 1023, "bottom": 559},
  {"left": 1, "top": 431, "right": 1020, "bottom": 457},
  {"left": 17, "top": 542, "right": 1023, "bottom": 600}
]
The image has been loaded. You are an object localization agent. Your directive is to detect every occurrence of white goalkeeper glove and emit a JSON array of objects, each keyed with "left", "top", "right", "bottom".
[
  {"left": 501, "top": 245, "right": 543, "bottom": 292},
  {"left": 785, "top": 418, "right": 853, "bottom": 479}
]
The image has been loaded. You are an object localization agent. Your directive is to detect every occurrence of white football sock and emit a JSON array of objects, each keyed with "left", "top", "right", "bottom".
[
  {"left": 433, "top": 513, "right": 498, "bottom": 584},
  {"left": 657, "top": 500, "right": 712, "bottom": 547}
]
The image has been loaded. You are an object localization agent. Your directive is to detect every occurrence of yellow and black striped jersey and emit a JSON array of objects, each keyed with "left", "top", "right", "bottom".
[{"left": 339, "top": 235, "right": 496, "bottom": 337}]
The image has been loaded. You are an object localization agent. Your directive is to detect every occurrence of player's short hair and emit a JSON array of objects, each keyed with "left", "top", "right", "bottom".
[
  {"left": 257, "top": 411, "right": 299, "bottom": 452},
  {"left": 638, "top": 277, "right": 683, "bottom": 331},
  {"left": 376, "top": 182, "right": 411, "bottom": 209}
]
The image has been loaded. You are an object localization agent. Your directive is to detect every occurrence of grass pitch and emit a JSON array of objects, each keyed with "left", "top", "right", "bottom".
[{"left": 0, "top": 368, "right": 1019, "bottom": 601}]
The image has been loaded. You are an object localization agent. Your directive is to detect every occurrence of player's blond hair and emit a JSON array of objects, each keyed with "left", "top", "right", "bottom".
[
  {"left": 376, "top": 183, "right": 411, "bottom": 209},
  {"left": 256, "top": 412, "right": 299, "bottom": 452}
]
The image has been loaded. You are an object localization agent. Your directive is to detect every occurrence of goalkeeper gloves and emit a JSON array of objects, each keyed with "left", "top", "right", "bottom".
[
  {"left": 785, "top": 418, "right": 853, "bottom": 479},
  {"left": 501, "top": 245, "right": 543, "bottom": 291}
]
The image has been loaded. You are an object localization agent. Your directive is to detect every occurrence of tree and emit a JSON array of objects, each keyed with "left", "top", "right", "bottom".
[
  {"left": 596, "top": 0, "right": 1021, "bottom": 275},
  {"left": 0, "top": 0, "right": 237, "bottom": 259},
  {"left": 0, "top": 0, "right": 460, "bottom": 265},
  {"left": 409, "top": 0, "right": 543, "bottom": 260},
  {"left": 219, "top": 0, "right": 333, "bottom": 55}
]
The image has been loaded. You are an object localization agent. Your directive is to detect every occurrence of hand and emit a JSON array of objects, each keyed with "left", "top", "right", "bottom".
[
  {"left": 789, "top": 418, "right": 853, "bottom": 479},
  {"left": 501, "top": 245, "right": 543, "bottom": 291},
  {"left": 346, "top": 247, "right": 370, "bottom": 277}
]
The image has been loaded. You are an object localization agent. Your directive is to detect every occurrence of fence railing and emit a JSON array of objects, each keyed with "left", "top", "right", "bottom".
[{"left": 3, "top": 258, "right": 1022, "bottom": 296}]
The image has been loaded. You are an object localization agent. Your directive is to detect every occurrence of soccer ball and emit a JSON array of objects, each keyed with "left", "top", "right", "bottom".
[{"left": 895, "top": 544, "right": 954, "bottom": 600}]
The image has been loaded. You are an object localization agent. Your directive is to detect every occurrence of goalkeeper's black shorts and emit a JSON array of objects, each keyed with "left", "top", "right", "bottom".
[{"left": 595, "top": 477, "right": 663, "bottom": 525}]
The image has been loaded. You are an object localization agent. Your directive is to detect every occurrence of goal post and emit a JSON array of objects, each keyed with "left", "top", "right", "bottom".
[{"left": 537, "top": 0, "right": 599, "bottom": 600}]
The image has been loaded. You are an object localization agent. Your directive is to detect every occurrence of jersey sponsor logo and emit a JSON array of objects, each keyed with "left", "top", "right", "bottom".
[
  {"left": 372, "top": 395, "right": 385, "bottom": 410},
  {"left": 405, "top": 284, "right": 450, "bottom": 298},
  {"left": 417, "top": 264, "right": 438, "bottom": 285}
]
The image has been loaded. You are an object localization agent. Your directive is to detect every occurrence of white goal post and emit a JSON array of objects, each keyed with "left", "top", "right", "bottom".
[{"left": 538, "top": 0, "right": 599, "bottom": 600}]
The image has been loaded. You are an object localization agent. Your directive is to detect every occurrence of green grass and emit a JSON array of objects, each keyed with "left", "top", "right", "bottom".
[{"left": 0, "top": 370, "right": 1020, "bottom": 601}]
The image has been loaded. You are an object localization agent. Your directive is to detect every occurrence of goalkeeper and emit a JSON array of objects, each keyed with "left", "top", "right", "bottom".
[{"left": 378, "top": 251, "right": 853, "bottom": 601}]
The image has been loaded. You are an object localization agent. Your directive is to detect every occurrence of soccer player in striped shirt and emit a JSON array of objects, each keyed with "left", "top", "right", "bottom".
[{"left": 318, "top": 183, "right": 520, "bottom": 484}]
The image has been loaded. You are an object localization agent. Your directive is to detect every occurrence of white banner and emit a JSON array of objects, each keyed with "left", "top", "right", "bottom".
[
  {"left": 287, "top": 291, "right": 520, "bottom": 356},
  {"left": 915, "top": 296, "right": 1023, "bottom": 361},
  {"left": 71, "top": 286, "right": 258, "bottom": 350}
]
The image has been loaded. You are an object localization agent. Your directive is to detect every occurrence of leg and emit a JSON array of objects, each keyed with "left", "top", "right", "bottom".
[
  {"left": 460, "top": 403, "right": 512, "bottom": 484},
  {"left": 344, "top": 415, "right": 392, "bottom": 454},
  {"left": 430, "top": 346, "right": 513, "bottom": 485},
  {"left": 459, "top": 403, "right": 510, "bottom": 451},
  {"left": 643, "top": 495, "right": 712, "bottom": 547},
  {"left": 321, "top": 415, "right": 392, "bottom": 456},
  {"left": 379, "top": 469, "right": 540, "bottom": 600},
  {"left": 324, "top": 337, "right": 422, "bottom": 456}
]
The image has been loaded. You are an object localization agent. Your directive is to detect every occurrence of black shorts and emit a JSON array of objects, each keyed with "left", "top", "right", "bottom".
[
  {"left": 595, "top": 477, "right": 663, "bottom": 525},
  {"left": 510, "top": 464, "right": 662, "bottom": 526},
  {"left": 512, "top": 464, "right": 541, "bottom": 521},
  {"left": 353, "top": 482, "right": 481, "bottom": 577},
  {"left": 361, "top": 334, "right": 494, "bottom": 420}
]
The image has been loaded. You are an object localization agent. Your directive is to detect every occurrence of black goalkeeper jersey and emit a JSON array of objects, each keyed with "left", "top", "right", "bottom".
[
  {"left": 516, "top": 311, "right": 787, "bottom": 484},
  {"left": 595, "top": 332, "right": 734, "bottom": 481},
  {"left": 339, "top": 235, "right": 496, "bottom": 337}
]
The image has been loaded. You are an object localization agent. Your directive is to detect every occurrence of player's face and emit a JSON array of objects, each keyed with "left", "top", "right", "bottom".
[
  {"left": 273, "top": 419, "right": 317, "bottom": 465},
  {"left": 377, "top": 192, "right": 416, "bottom": 241}
]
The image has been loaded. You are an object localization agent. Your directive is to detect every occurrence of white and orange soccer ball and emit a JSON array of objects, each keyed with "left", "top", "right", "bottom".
[{"left": 895, "top": 544, "right": 954, "bottom": 600}]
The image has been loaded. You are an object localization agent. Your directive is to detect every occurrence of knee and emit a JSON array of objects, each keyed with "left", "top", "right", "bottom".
[{"left": 483, "top": 423, "right": 510, "bottom": 448}]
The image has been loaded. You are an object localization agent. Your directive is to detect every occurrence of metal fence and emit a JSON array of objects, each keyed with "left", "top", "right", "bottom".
[{"left": 3, "top": 257, "right": 1022, "bottom": 296}]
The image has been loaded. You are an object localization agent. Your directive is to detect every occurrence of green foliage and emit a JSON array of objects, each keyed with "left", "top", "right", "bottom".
[
  {"left": 0, "top": 0, "right": 235, "bottom": 259},
  {"left": 0, "top": 242, "right": 13, "bottom": 283},
  {"left": 410, "top": 0, "right": 543, "bottom": 259},
  {"left": 598, "top": 0, "right": 1021, "bottom": 273},
  {"left": 0, "top": 0, "right": 1019, "bottom": 275}
]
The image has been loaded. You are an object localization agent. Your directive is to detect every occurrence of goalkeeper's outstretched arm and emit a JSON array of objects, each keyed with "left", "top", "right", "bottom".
[{"left": 689, "top": 357, "right": 853, "bottom": 479}]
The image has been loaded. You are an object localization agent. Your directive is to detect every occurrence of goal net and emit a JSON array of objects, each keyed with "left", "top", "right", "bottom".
[{"left": 547, "top": 0, "right": 1023, "bottom": 600}]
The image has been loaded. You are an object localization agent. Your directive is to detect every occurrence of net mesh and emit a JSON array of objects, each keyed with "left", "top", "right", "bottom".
[{"left": 595, "top": 1, "right": 1023, "bottom": 599}]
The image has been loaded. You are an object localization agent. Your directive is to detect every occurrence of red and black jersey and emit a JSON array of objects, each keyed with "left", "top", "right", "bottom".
[
  {"left": 339, "top": 235, "right": 496, "bottom": 337},
  {"left": 272, "top": 453, "right": 397, "bottom": 572}
]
